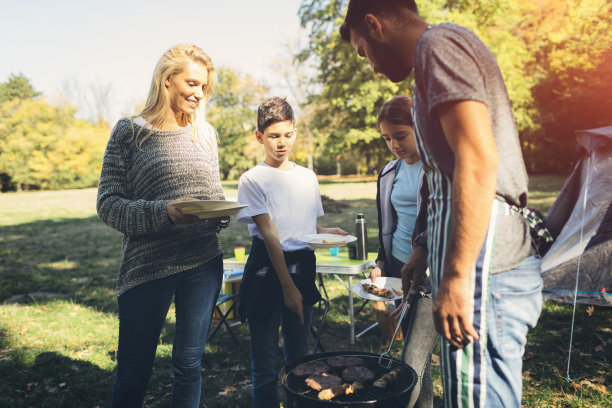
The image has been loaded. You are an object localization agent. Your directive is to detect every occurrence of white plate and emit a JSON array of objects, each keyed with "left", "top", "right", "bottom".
[
  {"left": 168, "top": 200, "right": 247, "bottom": 219},
  {"left": 352, "top": 277, "right": 403, "bottom": 301},
  {"left": 299, "top": 234, "right": 357, "bottom": 248}
]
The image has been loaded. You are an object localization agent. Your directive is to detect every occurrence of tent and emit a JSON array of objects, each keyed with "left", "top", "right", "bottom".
[{"left": 541, "top": 126, "right": 612, "bottom": 307}]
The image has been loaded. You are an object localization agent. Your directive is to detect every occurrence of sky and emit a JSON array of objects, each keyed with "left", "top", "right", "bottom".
[{"left": 0, "top": 0, "right": 306, "bottom": 123}]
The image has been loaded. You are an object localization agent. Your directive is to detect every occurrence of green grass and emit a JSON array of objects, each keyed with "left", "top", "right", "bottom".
[{"left": 1, "top": 175, "right": 610, "bottom": 407}]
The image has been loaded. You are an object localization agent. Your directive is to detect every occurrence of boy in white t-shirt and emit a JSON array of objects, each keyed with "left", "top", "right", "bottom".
[{"left": 237, "top": 97, "right": 347, "bottom": 408}]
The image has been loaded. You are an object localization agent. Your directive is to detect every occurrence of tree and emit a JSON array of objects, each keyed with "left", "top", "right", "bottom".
[
  {"left": 0, "top": 73, "right": 40, "bottom": 104},
  {"left": 298, "top": 0, "right": 612, "bottom": 174},
  {"left": 0, "top": 98, "right": 108, "bottom": 191},
  {"left": 298, "top": 0, "right": 410, "bottom": 175},
  {"left": 207, "top": 68, "right": 269, "bottom": 180},
  {"left": 272, "top": 36, "right": 321, "bottom": 171},
  {"left": 60, "top": 77, "right": 114, "bottom": 125},
  {"left": 519, "top": 0, "right": 612, "bottom": 172}
]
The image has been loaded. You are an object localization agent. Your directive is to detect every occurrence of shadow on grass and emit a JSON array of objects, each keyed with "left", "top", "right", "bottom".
[
  {"left": 1, "top": 215, "right": 121, "bottom": 312},
  {"left": 0, "top": 321, "right": 254, "bottom": 408},
  {"left": 0, "top": 329, "right": 112, "bottom": 407}
]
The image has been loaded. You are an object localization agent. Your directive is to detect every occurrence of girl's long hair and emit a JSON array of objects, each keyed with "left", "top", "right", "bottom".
[{"left": 377, "top": 95, "right": 413, "bottom": 128}]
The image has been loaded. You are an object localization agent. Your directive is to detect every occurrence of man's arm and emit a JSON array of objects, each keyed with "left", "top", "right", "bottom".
[
  {"left": 434, "top": 100, "right": 499, "bottom": 347},
  {"left": 253, "top": 213, "right": 304, "bottom": 324}
]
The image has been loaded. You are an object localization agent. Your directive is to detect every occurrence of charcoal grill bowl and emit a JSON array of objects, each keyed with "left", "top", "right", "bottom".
[{"left": 280, "top": 351, "right": 417, "bottom": 408}]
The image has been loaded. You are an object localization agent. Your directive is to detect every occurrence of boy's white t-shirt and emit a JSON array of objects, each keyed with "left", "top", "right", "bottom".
[{"left": 237, "top": 162, "right": 324, "bottom": 251}]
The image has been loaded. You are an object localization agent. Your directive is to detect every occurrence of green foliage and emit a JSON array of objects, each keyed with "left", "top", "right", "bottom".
[
  {"left": 298, "top": 0, "right": 409, "bottom": 174},
  {"left": 0, "top": 98, "right": 108, "bottom": 191},
  {"left": 522, "top": 0, "right": 612, "bottom": 172},
  {"left": 207, "top": 67, "right": 269, "bottom": 180},
  {"left": 298, "top": 0, "right": 612, "bottom": 174},
  {"left": 0, "top": 73, "right": 40, "bottom": 104}
]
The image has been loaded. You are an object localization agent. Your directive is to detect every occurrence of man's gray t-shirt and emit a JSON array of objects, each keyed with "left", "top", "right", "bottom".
[{"left": 413, "top": 23, "right": 531, "bottom": 273}]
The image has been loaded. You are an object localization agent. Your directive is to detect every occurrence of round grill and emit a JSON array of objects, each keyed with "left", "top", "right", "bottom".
[{"left": 281, "top": 351, "right": 417, "bottom": 408}]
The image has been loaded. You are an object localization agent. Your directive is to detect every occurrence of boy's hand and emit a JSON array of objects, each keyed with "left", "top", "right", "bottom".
[
  {"left": 282, "top": 283, "right": 304, "bottom": 324},
  {"left": 316, "top": 226, "right": 349, "bottom": 236}
]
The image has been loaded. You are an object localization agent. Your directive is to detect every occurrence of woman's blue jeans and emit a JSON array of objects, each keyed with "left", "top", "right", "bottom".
[{"left": 110, "top": 255, "right": 223, "bottom": 408}]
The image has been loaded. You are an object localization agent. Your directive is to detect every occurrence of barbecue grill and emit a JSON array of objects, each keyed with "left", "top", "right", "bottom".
[{"left": 281, "top": 351, "right": 417, "bottom": 408}]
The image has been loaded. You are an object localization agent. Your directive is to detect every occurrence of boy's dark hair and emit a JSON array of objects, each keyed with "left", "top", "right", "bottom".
[
  {"left": 257, "top": 97, "right": 295, "bottom": 132},
  {"left": 340, "top": 0, "right": 418, "bottom": 43},
  {"left": 378, "top": 95, "right": 413, "bottom": 128}
]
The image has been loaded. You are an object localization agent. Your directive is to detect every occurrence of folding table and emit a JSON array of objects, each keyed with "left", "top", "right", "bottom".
[{"left": 223, "top": 250, "right": 377, "bottom": 345}]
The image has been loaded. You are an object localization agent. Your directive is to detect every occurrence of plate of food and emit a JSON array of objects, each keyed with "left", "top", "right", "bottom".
[
  {"left": 353, "top": 277, "right": 403, "bottom": 301},
  {"left": 299, "top": 234, "right": 357, "bottom": 248},
  {"left": 168, "top": 200, "right": 247, "bottom": 219}
]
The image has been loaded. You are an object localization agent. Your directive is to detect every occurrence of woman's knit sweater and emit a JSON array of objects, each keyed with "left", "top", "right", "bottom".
[{"left": 97, "top": 118, "right": 224, "bottom": 296}]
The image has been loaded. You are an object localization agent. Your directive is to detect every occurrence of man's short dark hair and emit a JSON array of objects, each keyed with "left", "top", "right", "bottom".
[
  {"left": 257, "top": 96, "right": 295, "bottom": 132},
  {"left": 340, "top": 0, "right": 418, "bottom": 43}
]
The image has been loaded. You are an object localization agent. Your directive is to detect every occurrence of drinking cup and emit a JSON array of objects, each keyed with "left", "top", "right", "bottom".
[{"left": 234, "top": 246, "right": 246, "bottom": 262}]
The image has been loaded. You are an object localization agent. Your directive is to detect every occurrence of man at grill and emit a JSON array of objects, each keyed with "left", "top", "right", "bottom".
[{"left": 340, "top": 1, "right": 544, "bottom": 407}]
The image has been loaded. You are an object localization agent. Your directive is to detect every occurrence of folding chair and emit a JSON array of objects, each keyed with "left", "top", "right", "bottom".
[
  {"left": 209, "top": 292, "right": 240, "bottom": 346},
  {"left": 310, "top": 297, "right": 330, "bottom": 353}
]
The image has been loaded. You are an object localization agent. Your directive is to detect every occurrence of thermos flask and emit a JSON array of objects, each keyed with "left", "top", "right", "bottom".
[{"left": 355, "top": 213, "right": 368, "bottom": 260}]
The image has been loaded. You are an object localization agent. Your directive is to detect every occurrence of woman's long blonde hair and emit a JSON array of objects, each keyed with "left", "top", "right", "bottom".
[{"left": 131, "top": 44, "right": 216, "bottom": 146}]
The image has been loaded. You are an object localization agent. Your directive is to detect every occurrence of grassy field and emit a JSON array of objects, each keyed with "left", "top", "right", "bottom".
[{"left": 1, "top": 175, "right": 610, "bottom": 407}]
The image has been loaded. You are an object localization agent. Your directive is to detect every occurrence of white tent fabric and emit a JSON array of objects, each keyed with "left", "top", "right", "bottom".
[{"left": 541, "top": 126, "right": 612, "bottom": 307}]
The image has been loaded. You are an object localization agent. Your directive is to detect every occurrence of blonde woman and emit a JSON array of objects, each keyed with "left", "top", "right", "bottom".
[{"left": 97, "top": 44, "right": 227, "bottom": 407}]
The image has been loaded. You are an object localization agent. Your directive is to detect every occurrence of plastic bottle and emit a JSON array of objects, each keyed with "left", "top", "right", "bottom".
[{"left": 355, "top": 213, "right": 368, "bottom": 260}]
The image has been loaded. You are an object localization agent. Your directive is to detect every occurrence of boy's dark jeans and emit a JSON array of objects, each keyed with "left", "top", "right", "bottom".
[{"left": 248, "top": 304, "right": 313, "bottom": 408}]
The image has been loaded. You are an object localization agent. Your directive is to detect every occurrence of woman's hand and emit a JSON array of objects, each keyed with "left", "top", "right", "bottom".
[{"left": 166, "top": 198, "right": 201, "bottom": 225}]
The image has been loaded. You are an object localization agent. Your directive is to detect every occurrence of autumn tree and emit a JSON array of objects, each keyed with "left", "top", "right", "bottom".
[
  {"left": 272, "top": 36, "right": 321, "bottom": 171},
  {"left": 207, "top": 67, "right": 269, "bottom": 180},
  {"left": 0, "top": 73, "right": 40, "bottom": 105},
  {"left": 518, "top": 0, "right": 612, "bottom": 172},
  {"left": 298, "top": 0, "right": 408, "bottom": 175},
  {"left": 298, "top": 0, "right": 612, "bottom": 173},
  {"left": 0, "top": 98, "right": 108, "bottom": 191}
]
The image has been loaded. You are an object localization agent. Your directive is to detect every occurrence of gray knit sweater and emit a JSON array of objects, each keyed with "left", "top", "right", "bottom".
[{"left": 97, "top": 118, "right": 224, "bottom": 296}]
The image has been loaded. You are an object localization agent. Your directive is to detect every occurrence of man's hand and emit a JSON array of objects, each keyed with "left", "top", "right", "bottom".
[
  {"left": 432, "top": 273, "right": 479, "bottom": 348},
  {"left": 400, "top": 246, "right": 428, "bottom": 295},
  {"left": 282, "top": 283, "right": 304, "bottom": 325},
  {"left": 390, "top": 247, "right": 428, "bottom": 320}
]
